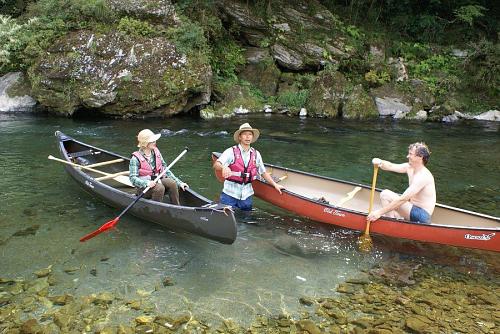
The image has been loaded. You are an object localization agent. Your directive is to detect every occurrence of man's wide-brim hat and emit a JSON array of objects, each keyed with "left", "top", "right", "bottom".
[
  {"left": 233, "top": 123, "right": 260, "bottom": 143},
  {"left": 137, "top": 129, "right": 161, "bottom": 147}
]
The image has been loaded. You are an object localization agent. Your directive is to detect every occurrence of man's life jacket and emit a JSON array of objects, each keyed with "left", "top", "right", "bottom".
[
  {"left": 132, "top": 147, "right": 164, "bottom": 177},
  {"left": 227, "top": 146, "right": 258, "bottom": 184}
]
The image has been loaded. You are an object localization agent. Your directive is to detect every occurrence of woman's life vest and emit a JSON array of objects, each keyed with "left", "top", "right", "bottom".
[
  {"left": 227, "top": 146, "right": 258, "bottom": 184},
  {"left": 132, "top": 147, "right": 164, "bottom": 178}
]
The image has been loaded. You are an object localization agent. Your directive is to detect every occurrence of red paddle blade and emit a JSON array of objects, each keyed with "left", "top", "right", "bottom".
[{"left": 79, "top": 217, "right": 119, "bottom": 242}]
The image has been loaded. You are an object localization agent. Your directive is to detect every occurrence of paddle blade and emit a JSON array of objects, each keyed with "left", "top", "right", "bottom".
[
  {"left": 358, "top": 234, "right": 373, "bottom": 252},
  {"left": 79, "top": 217, "right": 119, "bottom": 242}
]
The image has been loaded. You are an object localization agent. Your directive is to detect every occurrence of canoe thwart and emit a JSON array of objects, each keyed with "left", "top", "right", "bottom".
[
  {"left": 86, "top": 158, "right": 124, "bottom": 168},
  {"left": 336, "top": 186, "right": 362, "bottom": 207},
  {"left": 95, "top": 171, "right": 129, "bottom": 181}
]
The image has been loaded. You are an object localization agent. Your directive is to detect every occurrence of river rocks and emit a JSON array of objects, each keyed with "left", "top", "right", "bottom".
[{"left": 29, "top": 29, "right": 211, "bottom": 117}]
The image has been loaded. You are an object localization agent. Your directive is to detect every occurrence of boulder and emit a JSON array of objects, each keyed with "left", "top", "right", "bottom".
[
  {"left": 0, "top": 72, "right": 37, "bottom": 112},
  {"left": 374, "top": 97, "right": 411, "bottom": 117},
  {"left": 29, "top": 30, "right": 212, "bottom": 117},
  {"left": 239, "top": 48, "right": 280, "bottom": 96},
  {"left": 474, "top": 110, "right": 500, "bottom": 121},
  {"left": 107, "top": 0, "right": 179, "bottom": 24},
  {"left": 342, "top": 84, "right": 378, "bottom": 119},
  {"left": 306, "top": 70, "right": 348, "bottom": 118}
]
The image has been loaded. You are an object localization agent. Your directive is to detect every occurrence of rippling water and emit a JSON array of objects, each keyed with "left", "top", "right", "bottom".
[{"left": 0, "top": 113, "right": 498, "bottom": 326}]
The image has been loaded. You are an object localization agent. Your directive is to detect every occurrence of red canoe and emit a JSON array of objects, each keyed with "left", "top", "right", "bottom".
[{"left": 212, "top": 153, "right": 500, "bottom": 252}]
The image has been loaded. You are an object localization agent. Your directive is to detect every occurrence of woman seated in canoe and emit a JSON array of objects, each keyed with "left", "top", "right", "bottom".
[
  {"left": 367, "top": 142, "right": 436, "bottom": 224},
  {"left": 129, "top": 129, "right": 188, "bottom": 204}
]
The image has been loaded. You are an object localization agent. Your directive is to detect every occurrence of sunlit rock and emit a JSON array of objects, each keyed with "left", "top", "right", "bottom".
[
  {"left": 0, "top": 72, "right": 37, "bottom": 112},
  {"left": 474, "top": 110, "right": 500, "bottom": 121},
  {"left": 375, "top": 97, "right": 411, "bottom": 117}
]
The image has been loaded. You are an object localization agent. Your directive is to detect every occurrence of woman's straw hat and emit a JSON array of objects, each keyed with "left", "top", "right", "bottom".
[
  {"left": 233, "top": 123, "right": 260, "bottom": 143},
  {"left": 137, "top": 129, "right": 161, "bottom": 148}
]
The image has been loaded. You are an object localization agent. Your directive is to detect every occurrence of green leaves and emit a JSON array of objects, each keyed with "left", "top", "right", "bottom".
[{"left": 454, "top": 5, "right": 487, "bottom": 26}]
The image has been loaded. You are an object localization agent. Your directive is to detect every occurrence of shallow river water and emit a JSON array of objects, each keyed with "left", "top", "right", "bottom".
[{"left": 0, "top": 113, "right": 498, "bottom": 328}]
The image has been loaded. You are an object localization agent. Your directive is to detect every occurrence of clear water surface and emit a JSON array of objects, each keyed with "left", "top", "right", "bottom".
[{"left": 0, "top": 113, "right": 498, "bottom": 326}]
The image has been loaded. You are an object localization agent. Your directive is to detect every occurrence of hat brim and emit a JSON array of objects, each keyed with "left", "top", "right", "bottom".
[
  {"left": 137, "top": 133, "right": 162, "bottom": 147},
  {"left": 233, "top": 129, "right": 260, "bottom": 143}
]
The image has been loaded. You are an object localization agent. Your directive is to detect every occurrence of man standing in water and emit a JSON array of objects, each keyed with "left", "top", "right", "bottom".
[
  {"left": 213, "top": 123, "right": 284, "bottom": 211},
  {"left": 367, "top": 142, "right": 436, "bottom": 224}
]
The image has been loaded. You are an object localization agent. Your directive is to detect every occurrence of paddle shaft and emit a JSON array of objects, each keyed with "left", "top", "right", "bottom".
[
  {"left": 117, "top": 147, "right": 189, "bottom": 219},
  {"left": 364, "top": 165, "right": 379, "bottom": 233},
  {"left": 79, "top": 147, "right": 188, "bottom": 242},
  {"left": 48, "top": 155, "right": 114, "bottom": 177}
]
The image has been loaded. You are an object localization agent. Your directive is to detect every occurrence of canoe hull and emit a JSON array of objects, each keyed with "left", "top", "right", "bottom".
[
  {"left": 212, "top": 152, "right": 499, "bottom": 251},
  {"left": 253, "top": 181, "right": 499, "bottom": 252},
  {"left": 56, "top": 132, "right": 237, "bottom": 244}
]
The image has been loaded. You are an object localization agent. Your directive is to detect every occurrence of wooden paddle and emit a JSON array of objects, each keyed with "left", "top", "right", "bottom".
[
  {"left": 48, "top": 155, "right": 131, "bottom": 186},
  {"left": 79, "top": 148, "right": 188, "bottom": 242},
  {"left": 359, "top": 160, "right": 380, "bottom": 252}
]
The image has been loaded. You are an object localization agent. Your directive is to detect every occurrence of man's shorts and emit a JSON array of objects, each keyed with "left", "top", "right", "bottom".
[
  {"left": 220, "top": 192, "right": 253, "bottom": 211},
  {"left": 410, "top": 205, "right": 431, "bottom": 224}
]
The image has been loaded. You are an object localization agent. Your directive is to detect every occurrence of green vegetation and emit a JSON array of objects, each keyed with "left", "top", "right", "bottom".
[
  {"left": 0, "top": 0, "right": 498, "bottom": 115},
  {"left": 117, "top": 17, "right": 156, "bottom": 37}
]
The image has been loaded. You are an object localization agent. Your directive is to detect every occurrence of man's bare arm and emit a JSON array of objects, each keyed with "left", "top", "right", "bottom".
[
  {"left": 373, "top": 158, "right": 409, "bottom": 174},
  {"left": 368, "top": 176, "right": 427, "bottom": 221}
]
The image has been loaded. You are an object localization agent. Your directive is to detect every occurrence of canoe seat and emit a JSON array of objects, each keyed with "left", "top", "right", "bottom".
[{"left": 67, "top": 149, "right": 100, "bottom": 159}]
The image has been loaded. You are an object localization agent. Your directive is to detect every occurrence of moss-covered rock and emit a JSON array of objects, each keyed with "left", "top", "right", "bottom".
[
  {"left": 306, "top": 70, "right": 348, "bottom": 117},
  {"left": 239, "top": 48, "right": 280, "bottom": 97},
  {"left": 342, "top": 84, "right": 378, "bottom": 119},
  {"left": 200, "top": 81, "right": 263, "bottom": 119},
  {"left": 29, "top": 29, "right": 211, "bottom": 117}
]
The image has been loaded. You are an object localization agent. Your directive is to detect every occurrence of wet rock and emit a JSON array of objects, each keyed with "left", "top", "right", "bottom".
[
  {"left": 117, "top": 324, "right": 134, "bottom": 334},
  {"left": 405, "top": 316, "right": 428, "bottom": 333},
  {"left": 63, "top": 266, "right": 80, "bottom": 274},
  {"left": 12, "top": 225, "right": 40, "bottom": 237},
  {"left": 134, "top": 324, "right": 154, "bottom": 334},
  {"left": 34, "top": 265, "right": 52, "bottom": 278},
  {"left": 0, "top": 72, "right": 37, "bottom": 112},
  {"left": 298, "top": 319, "right": 321, "bottom": 334},
  {"left": 162, "top": 276, "right": 174, "bottom": 286},
  {"left": 49, "top": 294, "right": 74, "bottom": 306},
  {"left": 135, "top": 315, "right": 154, "bottom": 325},
  {"left": 20, "top": 318, "right": 42, "bottom": 334},
  {"left": 93, "top": 292, "right": 114, "bottom": 305},
  {"left": 299, "top": 296, "right": 314, "bottom": 306},
  {"left": 336, "top": 283, "right": 358, "bottom": 294},
  {"left": 26, "top": 277, "right": 49, "bottom": 296}
]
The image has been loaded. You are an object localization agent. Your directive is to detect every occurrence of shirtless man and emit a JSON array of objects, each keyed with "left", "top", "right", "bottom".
[{"left": 366, "top": 142, "right": 436, "bottom": 224}]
